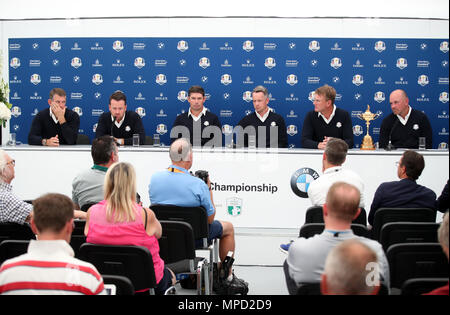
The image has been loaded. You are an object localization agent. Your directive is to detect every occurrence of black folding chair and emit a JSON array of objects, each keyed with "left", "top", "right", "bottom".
[
  {"left": 386, "top": 242, "right": 448, "bottom": 290},
  {"left": 304, "top": 206, "right": 367, "bottom": 226},
  {"left": 80, "top": 203, "right": 96, "bottom": 212},
  {"left": 79, "top": 243, "right": 158, "bottom": 295},
  {"left": 158, "top": 220, "right": 209, "bottom": 294},
  {"left": 0, "top": 222, "right": 36, "bottom": 244},
  {"left": 0, "top": 240, "right": 30, "bottom": 265},
  {"left": 70, "top": 220, "right": 86, "bottom": 258},
  {"left": 372, "top": 208, "right": 436, "bottom": 241},
  {"left": 102, "top": 274, "right": 135, "bottom": 295},
  {"left": 299, "top": 223, "right": 370, "bottom": 238},
  {"left": 380, "top": 222, "right": 440, "bottom": 251},
  {"left": 401, "top": 277, "right": 449, "bottom": 295}
]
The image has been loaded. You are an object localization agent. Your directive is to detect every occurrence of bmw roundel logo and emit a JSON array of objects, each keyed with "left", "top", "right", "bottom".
[{"left": 290, "top": 168, "right": 320, "bottom": 198}]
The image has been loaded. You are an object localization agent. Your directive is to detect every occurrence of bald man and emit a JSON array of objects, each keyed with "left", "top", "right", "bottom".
[{"left": 379, "top": 89, "right": 432, "bottom": 149}]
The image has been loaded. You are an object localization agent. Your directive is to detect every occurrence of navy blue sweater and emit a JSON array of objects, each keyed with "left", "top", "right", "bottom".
[{"left": 95, "top": 111, "right": 145, "bottom": 146}]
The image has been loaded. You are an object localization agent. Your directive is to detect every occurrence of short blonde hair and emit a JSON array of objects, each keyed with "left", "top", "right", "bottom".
[
  {"left": 104, "top": 162, "right": 137, "bottom": 223},
  {"left": 315, "top": 84, "right": 336, "bottom": 104}
]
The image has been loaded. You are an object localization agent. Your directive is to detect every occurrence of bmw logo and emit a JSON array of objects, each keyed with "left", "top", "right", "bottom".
[{"left": 290, "top": 168, "right": 320, "bottom": 198}]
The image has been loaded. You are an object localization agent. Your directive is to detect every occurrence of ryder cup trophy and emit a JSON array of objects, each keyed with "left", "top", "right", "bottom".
[{"left": 356, "top": 105, "right": 381, "bottom": 150}]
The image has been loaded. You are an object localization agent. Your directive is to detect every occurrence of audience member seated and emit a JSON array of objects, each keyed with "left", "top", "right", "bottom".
[
  {"left": 437, "top": 180, "right": 449, "bottom": 213},
  {"left": 368, "top": 150, "right": 437, "bottom": 226},
  {"left": 85, "top": 162, "right": 175, "bottom": 295},
  {"left": 307, "top": 137, "right": 365, "bottom": 208},
  {"left": 149, "top": 138, "right": 248, "bottom": 294},
  {"left": 321, "top": 239, "right": 380, "bottom": 295},
  {"left": 285, "top": 182, "right": 389, "bottom": 294},
  {"left": 0, "top": 193, "right": 104, "bottom": 295},
  {"left": 424, "top": 211, "right": 449, "bottom": 295},
  {"left": 72, "top": 136, "right": 119, "bottom": 210}
]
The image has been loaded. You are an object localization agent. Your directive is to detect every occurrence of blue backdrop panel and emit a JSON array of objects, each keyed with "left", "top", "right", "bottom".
[{"left": 8, "top": 37, "right": 449, "bottom": 148}]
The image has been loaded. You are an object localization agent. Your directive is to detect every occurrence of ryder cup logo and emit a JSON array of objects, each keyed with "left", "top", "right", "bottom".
[
  {"left": 10, "top": 57, "right": 20, "bottom": 69},
  {"left": 308, "top": 91, "right": 316, "bottom": 102},
  {"left": 92, "top": 74, "right": 103, "bottom": 85},
  {"left": 290, "top": 168, "right": 320, "bottom": 198},
  {"left": 30, "top": 74, "right": 41, "bottom": 85},
  {"left": 112, "top": 40, "right": 124, "bottom": 52},
  {"left": 286, "top": 74, "right": 298, "bottom": 86},
  {"left": 440, "top": 41, "right": 449, "bottom": 53},
  {"left": 417, "top": 75, "right": 429, "bottom": 86},
  {"left": 135, "top": 107, "right": 146, "bottom": 118},
  {"left": 243, "top": 91, "right": 252, "bottom": 103},
  {"left": 221, "top": 74, "right": 232, "bottom": 85},
  {"left": 134, "top": 57, "right": 145, "bottom": 69},
  {"left": 374, "top": 41, "right": 386, "bottom": 53},
  {"left": 330, "top": 57, "right": 342, "bottom": 69},
  {"left": 177, "top": 90, "right": 188, "bottom": 102},
  {"left": 72, "top": 106, "right": 83, "bottom": 116},
  {"left": 199, "top": 57, "right": 210, "bottom": 69},
  {"left": 352, "top": 74, "right": 364, "bottom": 86},
  {"left": 50, "top": 40, "right": 61, "bottom": 52},
  {"left": 374, "top": 91, "right": 385, "bottom": 103},
  {"left": 242, "top": 40, "right": 254, "bottom": 52},
  {"left": 353, "top": 125, "right": 364, "bottom": 136},
  {"left": 177, "top": 40, "right": 189, "bottom": 52},
  {"left": 439, "top": 92, "right": 449, "bottom": 103},
  {"left": 156, "top": 74, "right": 167, "bottom": 85},
  {"left": 308, "top": 40, "right": 320, "bottom": 52},
  {"left": 264, "top": 57, "right": 276, "bottom": 69},
  {"left": 71, "top": 57, "right": 82, "bottom": 68},
  {"left": 287, "top": 125, "right": 298, "bottom": 136},
  {"left": 156, "top": 124, "right": 168, "bottom": 135},
  {"left": 396, "top": 58, "right": 408, "bottom": 69},
  {"left": 222, "top": 124, "right": 233, "bottom": 135}
]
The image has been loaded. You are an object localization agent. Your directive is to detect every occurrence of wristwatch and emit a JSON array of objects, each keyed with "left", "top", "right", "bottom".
[{"left": 42, "top": 139, "right": 47, "bottom": 146}]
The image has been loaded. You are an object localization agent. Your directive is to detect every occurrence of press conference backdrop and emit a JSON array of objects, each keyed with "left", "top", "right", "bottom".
[{"left": 8, "top": 38, "right": 449, "bottom": 147}]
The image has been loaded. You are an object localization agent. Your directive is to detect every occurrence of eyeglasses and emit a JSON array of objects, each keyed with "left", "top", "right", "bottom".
[{"left": 7, "top": 160, "right": 16, "bottom": 166}]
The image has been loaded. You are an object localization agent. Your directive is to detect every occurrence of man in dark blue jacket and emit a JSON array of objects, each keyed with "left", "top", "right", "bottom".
[{"left": 368, "top": 150, "right": 437, "bottom": 226}]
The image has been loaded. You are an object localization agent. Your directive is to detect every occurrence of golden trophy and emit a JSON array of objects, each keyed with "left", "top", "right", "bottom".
[{"left": 356, "top": 105, "right": 381, "bottom": 150}]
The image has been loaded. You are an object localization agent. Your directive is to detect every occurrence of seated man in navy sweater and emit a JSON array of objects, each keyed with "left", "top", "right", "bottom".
[
  {"left": 301, "top": 84, "right": 354, "bottom": 149},
  {"left": 171, "top": 85, "right": 222, "bottom": 147},
  {"left": 368, "top": 150, "right": 437, "bottom": 226},
  {"left": 235, "top": 85, "right": 287, "bottom": 148},
  {"left": 378, "top": 89, "right": 432, "bottom": 149},
  {"left": 28, "top": 88, "right": 80, "bottom": 146},
  {"left": 95, "top": 90, "right": 145, "bottom": 146}
]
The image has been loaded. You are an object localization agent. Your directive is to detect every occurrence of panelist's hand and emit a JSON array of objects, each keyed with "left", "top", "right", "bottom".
[
  {"left": 114, "top": 137, "right": 124, "bottom": 146},
  {"left": 317, "top": 136, "right": 329, "bottom": 149},
  {"left": 50, "top": 103, "right": 66, "bottom": 124},
  {"left": 45, "top": 136, "right": 60, "bottom": 147}
]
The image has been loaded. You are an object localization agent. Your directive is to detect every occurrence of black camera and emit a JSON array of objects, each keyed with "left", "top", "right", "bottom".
[{"left": 194, "top": 170, "right": 209, "bottom": 185}]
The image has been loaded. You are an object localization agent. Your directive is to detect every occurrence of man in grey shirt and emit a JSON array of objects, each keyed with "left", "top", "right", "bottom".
[
  {"left": 285, "top": 182, "right": 389, "bottom": 294},
  {"left": 72, "top": 136, "right": 118, "bottom": 210}
]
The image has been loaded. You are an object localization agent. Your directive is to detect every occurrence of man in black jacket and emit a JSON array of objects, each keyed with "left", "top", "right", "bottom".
[
  {"left": 235, "top": 85, "right": 287, "bottom": 148},
  {"left": 95, "top": 90, "right": 145, "bottom": 146},
  {"left": 171, "top": 86, "right": 222, "bottom": 147},
  {"left": 28, "top": 88, "right": 80, "bottom": 146},
  {"left": 378, "top": 89, "right": 432, "bottom": 149},
  {"left": 301, "top": 84, "right": 354, "bottom": 149}
]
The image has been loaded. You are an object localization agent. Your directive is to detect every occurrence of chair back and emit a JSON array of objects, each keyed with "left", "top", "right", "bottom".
[
  {"left": 372, "top": 208, "right": 436, "bottom": 241},
  {"left": 304, "top": 206, "right": 367, "bottom": 226},
  {"left": 0, "top": 222, "right": 36, "bottom": 243},
  {"left": 76, "top": 134, "right": 90, "bottom": 144},
  {"left": 386, "top": 243, "right": 448, "bottom": 289},
  {"left": 380, "top": 222, "right": 440, "bottom": 251},
  {"left": 102, "top": 274, "right": 135, "bottom": 295},
  {"left": 81, "top": 203, "right": 96, "bottom": 212},
  {"left": 0, "top": 240, "right": 30, "bottom": 265},
  {"left": 158, "top": 220, "right": 196, "bottom": 265},
  {"left": 151, "top": 205, "right": 209, "bottom": 246},
  {"left": 70, "top": 220, "right": 86, "bottom": 258},
  {"left": 296, "top": 283, "right": 322, "bottom": 295},
  {"left": 401, "top": 277, "right": 449, "bottom": 295},
  {"left": 79, "top": 243, "right": 157, "bottom": 294},
  {"left": 299, "top": 223, "right": 369, "bottom": 238}
]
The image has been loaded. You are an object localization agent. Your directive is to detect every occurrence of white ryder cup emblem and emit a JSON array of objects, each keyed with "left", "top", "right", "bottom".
[
  {"left": 222, "top": 124, "right": 233, "bottom": 135},
  {"left": 156, "top": 124, "right": 168, "bottom": 135},
  {"left": 10, "top": 57, "right": 20, "bottom": 69},
  {"left": 71, "top": 57, "right": 82, "bottom": 68},
  {"left": 177, "top": 40, "right": 189, "bottom": 52},
  {"left": 242, "top": 40, "right": 254, "bottom": 52},
  {"left": 287, "top": 125, "right": 298, "bottom": 136},
  {"left": 134, "top": 57, "right": 145, "bottom": 69},
  {"left": 264, "top": 57, "right": 276, "bottom": 69},
  {"left": 439, "top": 92, "right": 449, "bottom": 103},
  {"left": 374, "top": 91, "right": 385, "bottom": 103},
  {"left": 440, "top": 41, "right": 449, "bottom": 53},
  {"left": 92, "top": 74, "right": 103, "bottom": 85},
  {"left": 113, "top": 40, "right": 124, "bottom": 52},
  {"left": 135, "top": 107, "right": 146, "bottom": 118},
  {"left": 353, "top": 125, "right": 364, "bottom": 136},
  {"left": 177, "top": 90, "right": 188, "bottom": 102},
  {"left": 242, "top": 91, "right": 252, "bottom": 103},
  {"left": 418, "top": 75, "right": 429, "bottom": 86},
  {"left": 352, "top": 74, "right": 364, "bottom": 86},
  {"left": 72, "top": 106, "right": 83, "bottom": 116},
  {"left": 330, "top": 57, "right": 342, "bottom": 69},
  {"left": 396, "top": 58, "right": 408, "bottom": 69},
  {"left": 30, "top": 74, "right": 41, "bottom": 85},
  {"left": 227, "top": 197, "right": 243, "bottom": 216},
  {"left": 290, "top": 168, "right": 320, "bottom": 198},
  {"left": 50, "top": 40, "right": 61, "bottom": 52},
  {"left": 286, "top": 74, "right": 298, "bottom": 86},
  {"left": 199, "top": 57, "right": 210, "bottom": 69},
  {"left": 374, "top": 41, "right": 386, "bottom": 53},
  {"left": 221, "top": 74, "right": 232, "bottom": 85},
  {"left": 309, "top": 40, "right": 320, "bottom": 52},
  {"left": 156, "top": 74, "right": 167, "bottom": 85}
]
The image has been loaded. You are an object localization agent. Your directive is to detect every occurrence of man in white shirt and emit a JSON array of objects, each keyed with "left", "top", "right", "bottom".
[{"left": 307, "top": 137, "right": 365, "bottom": 208}]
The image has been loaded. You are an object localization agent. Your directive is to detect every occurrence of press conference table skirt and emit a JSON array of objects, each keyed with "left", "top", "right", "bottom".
[{"left": 4, "top": 145, "right": 449, "bottom": 229}]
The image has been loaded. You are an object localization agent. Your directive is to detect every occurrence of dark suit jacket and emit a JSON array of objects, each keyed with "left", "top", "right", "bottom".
[{"left": 368, "top": 178, "right": 437, "bottom": 225}]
